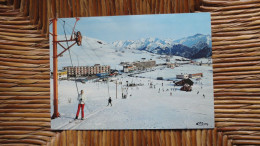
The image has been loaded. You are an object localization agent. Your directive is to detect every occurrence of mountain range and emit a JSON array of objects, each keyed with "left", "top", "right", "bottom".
[{"left": 112, "top": 34, "right": 212, "bottom": 59}]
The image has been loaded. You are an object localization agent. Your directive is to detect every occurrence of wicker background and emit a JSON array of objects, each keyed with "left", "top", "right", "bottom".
[{"left": 0, "top": 0, "right": 260, "bottom": 145}]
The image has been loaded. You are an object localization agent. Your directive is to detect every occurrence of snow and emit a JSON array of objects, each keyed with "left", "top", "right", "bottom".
[
  {"left": 113, "top": 37, "right": 174, "bottom": 53},
  {"left": 50, "top": 34, "right": 214, "bottom": 130},
  {"left": 173, "top": 33, "right": 212, "bottom": 48},
  {"left": 112, "top": 34, "right": 212, "bottom": 53},
  {"left": 50, "top": 36, "right": 182, "bottom": 70},
  {"left": 137, "top": 64, "right": 212, "bottom": 81},
  {"left": 194, "top": 58, "right": 212, "bottom": 64},
  {"left": 51, "top": 64, "right": 214, "bottom": 130}
]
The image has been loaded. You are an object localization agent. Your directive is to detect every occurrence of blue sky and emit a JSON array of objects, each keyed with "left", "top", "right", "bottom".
[{"left": 56, "top": 13, "right": 211, "bottom": 43}]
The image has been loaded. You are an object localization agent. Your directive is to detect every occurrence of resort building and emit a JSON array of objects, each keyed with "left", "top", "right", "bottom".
[
  {"left": 123, "top": 65, "right": 136, "bottom": 73},
  {"left": 63, "top": 64, "right": 110, "bottom": 77},
  {"left": 133, "top": 60, "right": 156, "bottom": 70},
  {"left": 123, "top": 60, "right": 156, "bottom": 72},
  {"left": 57, "top": 70, "right": 67, "bottom": 79}
]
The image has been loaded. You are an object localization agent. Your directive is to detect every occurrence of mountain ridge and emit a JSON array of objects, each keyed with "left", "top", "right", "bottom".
[{"left": 112, "top": 34, "right": 212, "bottom": 59}]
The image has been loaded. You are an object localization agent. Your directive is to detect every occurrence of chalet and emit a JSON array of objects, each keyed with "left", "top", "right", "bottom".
[{"left": 175, "top": 78, "right": 194, "bottom": 86}]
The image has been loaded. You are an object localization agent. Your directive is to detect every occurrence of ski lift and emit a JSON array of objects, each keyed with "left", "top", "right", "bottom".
[
  {"left": 75, "top": 31, "right": 82, "bottom": 46},
  {"left": 50, "top": 17, "right": 82, "bottom": 119}
]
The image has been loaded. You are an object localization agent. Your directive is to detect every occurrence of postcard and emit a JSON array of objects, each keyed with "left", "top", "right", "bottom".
[{"left": 50, "top": 13, "right": 214, "bottom": 130}]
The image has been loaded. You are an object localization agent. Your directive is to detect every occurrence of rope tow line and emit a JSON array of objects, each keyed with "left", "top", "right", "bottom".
[
  {"left": 62, "top": 20, "right": 79, "bottom": 95},
  {"left": 61, "top": 19, "right": 111, "bottom": 99}
]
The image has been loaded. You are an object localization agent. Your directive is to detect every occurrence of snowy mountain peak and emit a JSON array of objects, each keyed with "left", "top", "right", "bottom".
[
  {"left": 173, "top": 34, "right": 212, "bottom": 48},
  {"left": 112, "top": 34, "right": 212, "bottom": 59}
]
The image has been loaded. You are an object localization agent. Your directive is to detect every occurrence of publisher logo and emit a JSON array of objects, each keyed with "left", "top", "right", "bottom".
[{"left": 196, "top": 122, "right": 208, "bottom": 126}]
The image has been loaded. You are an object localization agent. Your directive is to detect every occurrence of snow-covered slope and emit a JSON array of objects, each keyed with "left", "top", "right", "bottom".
[
  {"left": 51, "top": 64, "right": 214, "bottom": 130},
  {"left": 50, "top": 34, "right": 212, "bottom": 71},
  {"left": 51, "top": 36, "right": 177, "bottom": 70}
]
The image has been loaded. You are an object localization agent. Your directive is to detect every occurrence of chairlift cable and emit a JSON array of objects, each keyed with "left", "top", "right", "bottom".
[
  {"left": 58, "top": 20, "right": 71, "bottom": 36},
  {"left": 60, "top": 18, "right": 79, "bottom": 32},
  {"left": 61, "top": 21, "right": 111, "bottom": 97},
  {"left": 62, "top": 20, "right": 79, "bottom": 95}
]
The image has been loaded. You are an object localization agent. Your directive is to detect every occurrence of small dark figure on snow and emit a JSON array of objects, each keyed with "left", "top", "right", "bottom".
[
  {"left": 107, "top": 97, "right": 112, "bottom": 106},
  {"left": 197, "top": 91, "right": 199, "bottom": 94},
  {"left": 203, "top": 94, "right": 205, "bottom": 98}
]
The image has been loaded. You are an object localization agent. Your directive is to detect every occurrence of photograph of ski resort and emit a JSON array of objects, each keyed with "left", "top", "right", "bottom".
[{"left": 50, "top": 13, "right": 214, "bottom": 130}]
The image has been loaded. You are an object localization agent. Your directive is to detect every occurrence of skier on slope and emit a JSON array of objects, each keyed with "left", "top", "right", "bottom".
[
  {"left": 107, "top": 97, "right": 112, "bottom": 106},
  {"left": 75, "top": 90, "right": 86, "bottom": 120}
]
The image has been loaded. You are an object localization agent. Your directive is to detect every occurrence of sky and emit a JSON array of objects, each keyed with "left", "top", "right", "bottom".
[{"left": 54, "top": 13, "right": 211, "bottom": 43}]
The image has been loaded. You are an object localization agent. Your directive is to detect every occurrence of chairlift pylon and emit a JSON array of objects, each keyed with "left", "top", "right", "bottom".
[{"left": 50, "top": 17, "right": 82, "bottom": 119}]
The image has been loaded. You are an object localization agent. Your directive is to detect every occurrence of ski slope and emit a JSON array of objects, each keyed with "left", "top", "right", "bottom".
[
  {"left": 50, "top": 35, "right": 214, "bottom": 130},
  {"left": 51, "top": 64, "right": 214, "bottom": 130}
]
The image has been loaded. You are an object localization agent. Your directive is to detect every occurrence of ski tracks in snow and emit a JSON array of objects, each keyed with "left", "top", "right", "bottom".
[{"left": 58, "top": 99, "right": 122, "bottom": 129}]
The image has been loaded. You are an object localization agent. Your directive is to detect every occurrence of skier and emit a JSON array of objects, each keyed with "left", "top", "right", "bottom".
[
  {"left": 75, "top": 90, "right": 86, "bottom": 120},
  {"left": 203, "top": 94, "right": 205, "bottom": 98},
  {"left": 107, "top": 97, "right": 112, "bottom": 106},
  {"left": 197, "top": 91, "right": 199, "bottom": 94}
]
